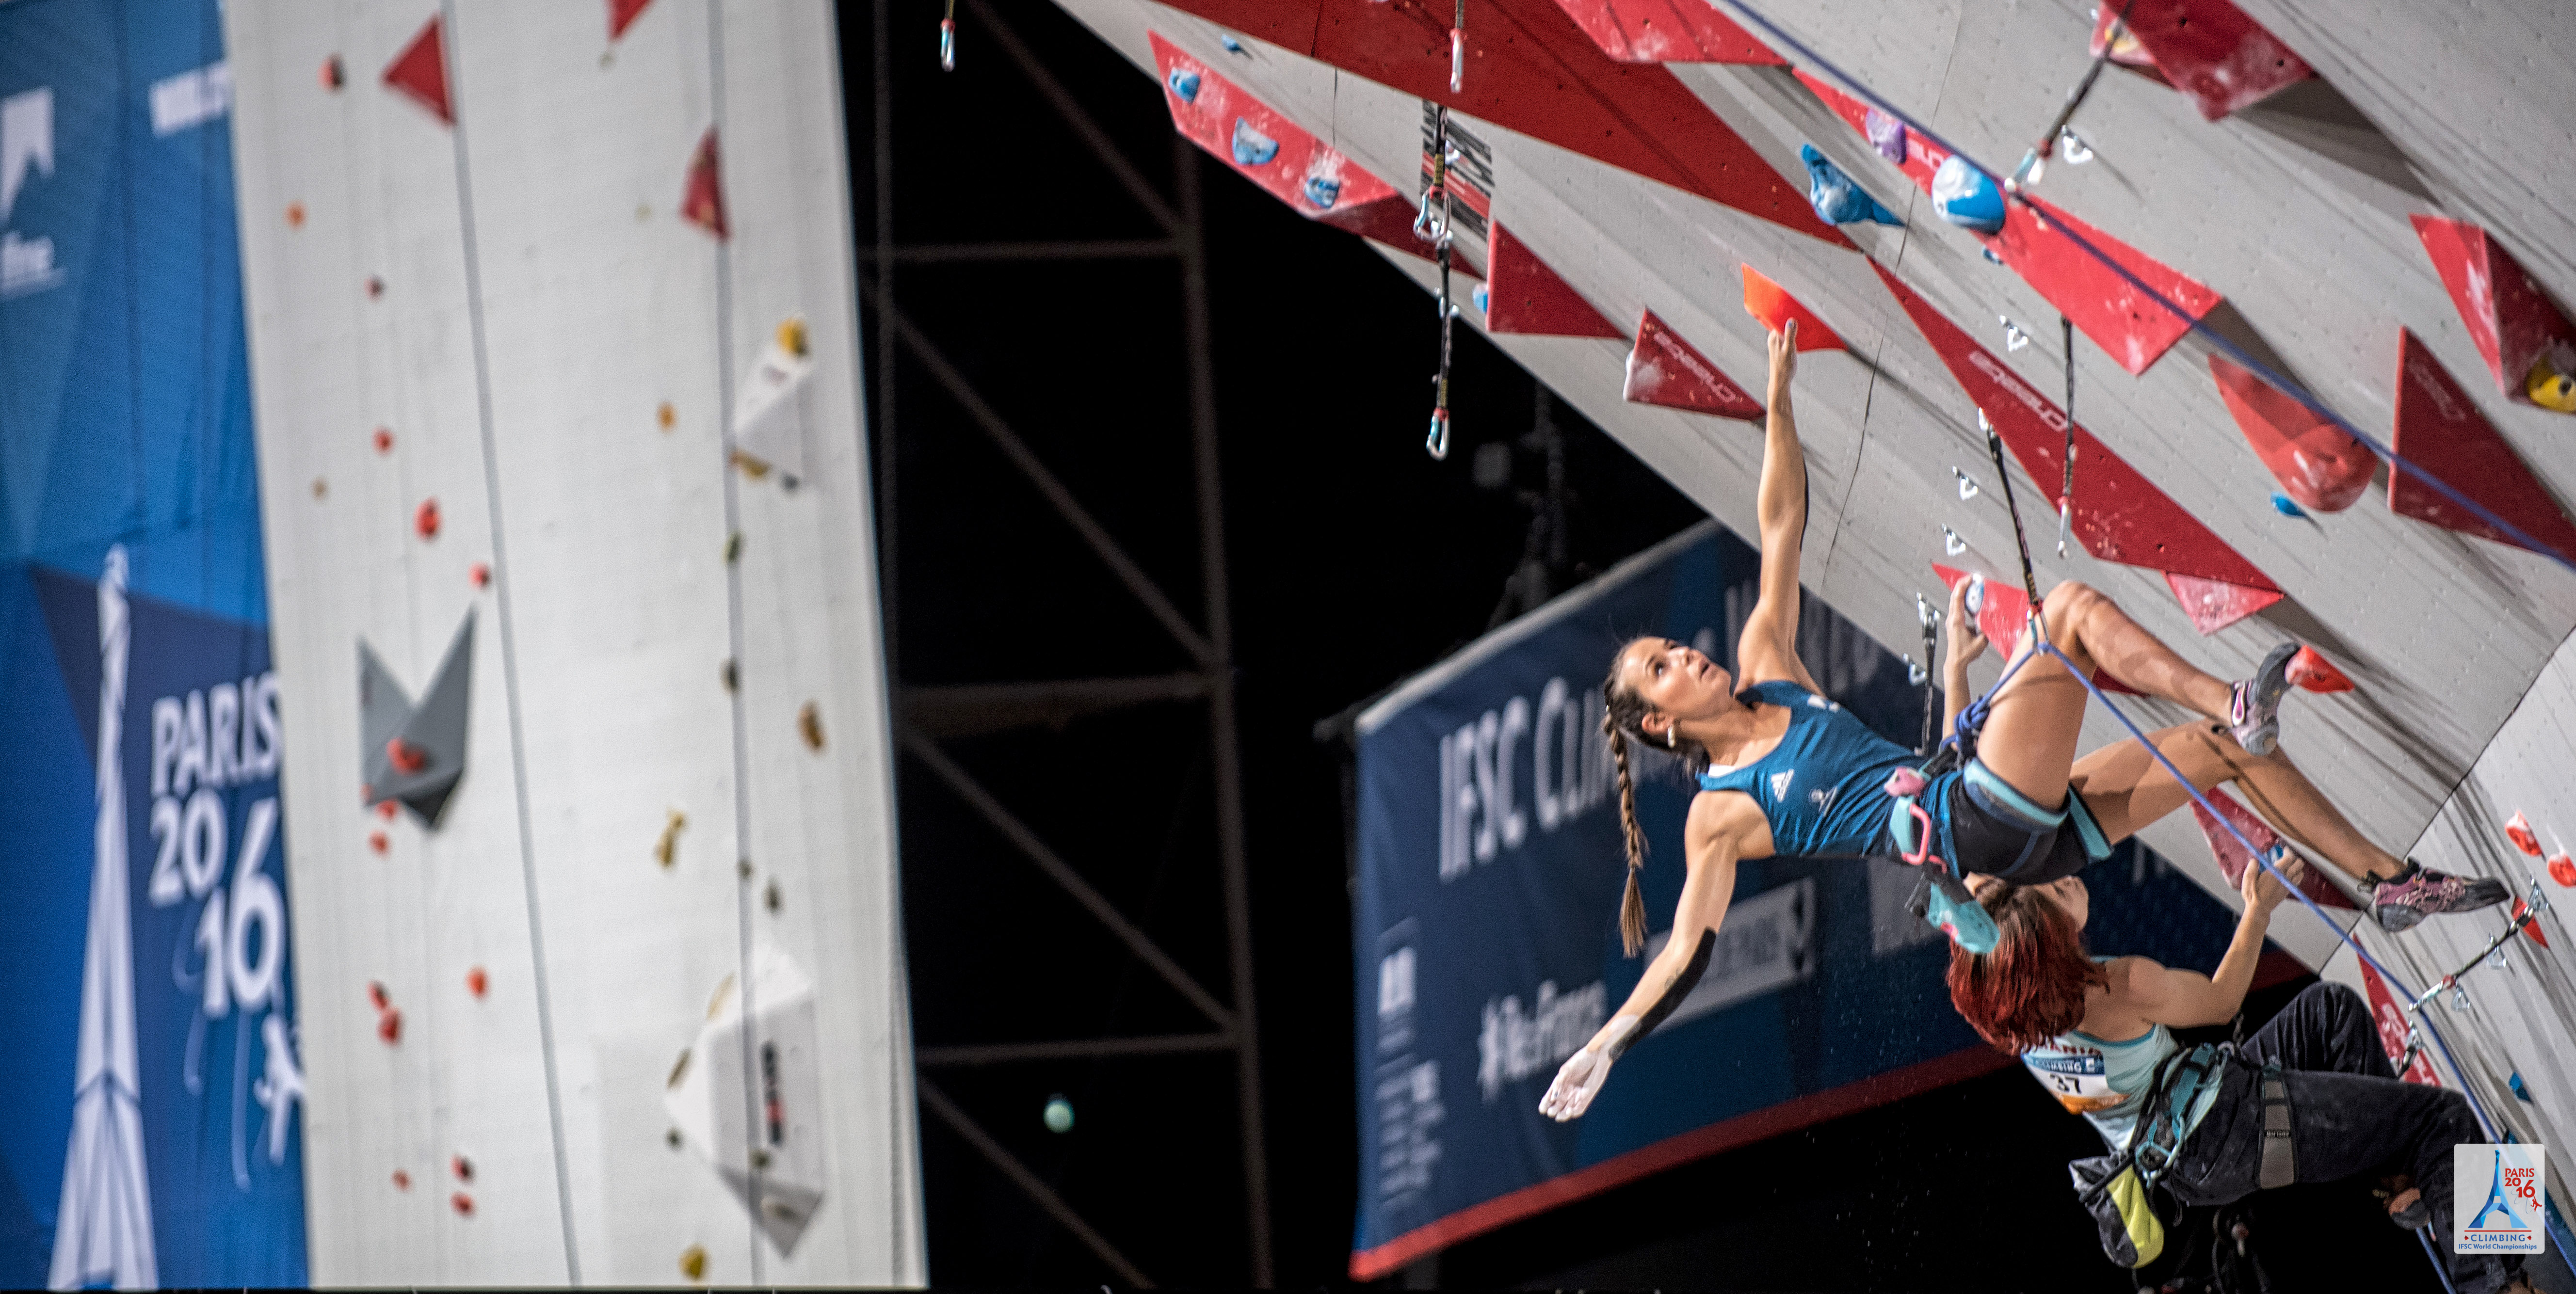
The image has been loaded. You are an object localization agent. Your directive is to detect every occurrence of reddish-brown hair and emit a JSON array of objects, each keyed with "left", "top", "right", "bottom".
[{"left": 1946, "top": 882, "right": 2109, "bottom": 1053}]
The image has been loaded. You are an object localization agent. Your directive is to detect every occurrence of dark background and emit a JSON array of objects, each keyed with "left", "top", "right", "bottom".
[{"left": 837, "top": 4, "right": 2453, "bottom": 1290}]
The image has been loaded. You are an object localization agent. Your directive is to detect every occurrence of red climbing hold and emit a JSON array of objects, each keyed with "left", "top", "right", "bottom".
[
  {"left": 681, "top": 128, "right": 726, "bottom": 240},
  {"left": 368, "top": 981, "right": 390, "bottom": 1011},
  {"left": 452, "top": 1154, "right": 474, "bottom": 1182},
  {"left": 608, "top": 0, "right": 654, "bottom": 40},
  {"left": 391, "top": 1169, "right": 410, "bottom": 1190},
  {"left": 2284, "top": 645, "right": 2352, "bottom": 694},
  {"left": 1623, "top": 312, "right": 1763, "bottom": 421},
  {"left": 382, "top": 14, "right": 452, "bottom": 125},
  {"left": 2515, "top": 899, "right": 2551, "bottom": 949},
  {"left": 373, "top": 427, "right": 393, "bottom": 454},
  {"left": 1877, "top": 260, "right": 2281, "bottom": 632},
  {"left": 1483, "top": 224, "right": 1622, "bottom": 339},
  {"left": 387, "top": 737, "right": 430, "bottom": 775},
  {"left": 1932, "top": 563, "right": 2031, "bottom": 658},
  {"left": 469, "top": 562, "right": 490, "bottom": 589},
  {"left": 322, "top": 56, "right": 346, "bottom": 91},
  {"left": 2410, "top": 216, "right": 2576, "bottom": 413},
  {"left": 451, "top": 1192, "right": 474, "bottom": 1217},
  {"left": 1547, "top": 0, "right": 1786, "bottom": 65},
  {"left": 415, "top": 498, "right": 440, "bottom": 540},
  {"left": 2208, "top": 355, "right": 2375, "bottom": 513},
  {"left": 2505, "top": 811, "right": 2544, "bottom": 858},
  {"left": 2388, "top": 330, "right": 2576, "bottom": 559},
  {"left": 467, "top": 966, "right": 488, "bottom": 998},
  {"left": 377, "top": 799, "right": 399, "bottom": 821},
  {"left": 2549, "top": 854, "right": 2576, "bottom": 888},
  {"left": 378, "top": 1008, "right": 403, "bottom": 1044},
  {"left": 1802, "top": 75, "right": 2221, "bottom": 375},
  {"left": 1740, "top": 265, "right": 1846, "bottom": 352},
  {"left": 2190, "top": 791, "right": 2357, "bottom": 911},
  {"left": 369, "top": 831, "right": 388, "bottom": 855},
  {"left": 2090, "top": 0, "right": 2312, "bottom": 121}
]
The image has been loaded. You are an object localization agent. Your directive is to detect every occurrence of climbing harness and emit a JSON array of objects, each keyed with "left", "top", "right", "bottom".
[
  {"left": 1449, "top": 0, "right": 1466, "bottom": 94},
  {"left": 939, "top": 0, "right": 956, "bottom": 72},
  {"left": 2007, "top": 0, "right": 2134, "bottom": 192},
  {"left": 1419, "top": 107, "right": 1459, "bottom": 460},
  {"left": 2058, "top": 315, "right": 2077, "bottom": 558}
]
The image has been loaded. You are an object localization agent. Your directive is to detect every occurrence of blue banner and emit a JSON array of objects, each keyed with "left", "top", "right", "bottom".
[
  {"left": 0, "top": 1, "right": 306, "bottom": 1286},
  {"left": 1349, "top": 521, "right": 2240, "bottom": 1275}
]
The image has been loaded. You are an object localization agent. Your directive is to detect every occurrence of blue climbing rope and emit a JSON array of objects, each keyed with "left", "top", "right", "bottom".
[{"left": 1708, "top": 0, "right": 2576, "bottom": 579}]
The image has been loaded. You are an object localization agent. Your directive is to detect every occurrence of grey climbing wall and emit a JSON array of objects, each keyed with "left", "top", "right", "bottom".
[
  {"left": 1051, "top": 0, "right": 2576, "bottom": 1233},
  {"left": 226, "top": 1, "right": 921, "bottom": 1284}
]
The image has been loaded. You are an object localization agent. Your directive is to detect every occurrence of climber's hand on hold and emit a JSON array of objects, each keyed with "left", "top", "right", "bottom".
[
  {"left": 1945, "top": 576, "right": 1988, "bottom": 678},
  {"left": 1768, "top": 319, "right": 1800, "bottom": 396}
]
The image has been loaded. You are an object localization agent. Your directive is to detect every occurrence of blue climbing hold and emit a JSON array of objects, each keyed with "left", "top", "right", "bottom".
[
  {"left": 1303, "top": 175, "right": 1341, "bottom": 209},
  {"left": 2270, "top": 492, "right": 2308, "bottom": 518},
  {"left": 2510, "top": 1072, "right": 2533, "bottom": 1104},
  {"left": 1932, "top": 155, "right": 2005, "bottom": 234},
  {"left": 1232, "top": 119, "right": 1279, "bottom": 167},
  {"left": 1220, "top": 34, "right": 1245, "bottom": 54},
  {"left": 1472, "top": 282, "right": 1490, "bottom": 316},
  {"left": 1166, "top": 68, "right": 1201, "bottom": 104},
  {"left": 1798, "top": 144, "right": 1902, "bottom": 228}
]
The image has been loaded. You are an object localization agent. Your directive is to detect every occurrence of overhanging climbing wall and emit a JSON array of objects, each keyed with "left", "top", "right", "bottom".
[
  {"left": 226, "top": 2, "right": 921, "bottom": 1285},
  {"left": 1046, "top": 0, "right": 2576, "bottom": 1263}
]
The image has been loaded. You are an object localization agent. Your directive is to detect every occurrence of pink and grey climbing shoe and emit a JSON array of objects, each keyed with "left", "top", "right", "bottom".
[
  {"left": 2228, "top": 641, "right": 2301, "bottom": 757},
  {"left": 2372, "top": 860, "right": 2512, "bottom": 933}
]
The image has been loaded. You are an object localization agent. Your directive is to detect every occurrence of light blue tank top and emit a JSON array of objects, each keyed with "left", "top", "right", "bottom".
[
  {"left": 2019, "top": 961, "right": 2221, "bottom": 1151},
  {"left": 1694, "top": 680, "right": 1915, "bottom": 858}
]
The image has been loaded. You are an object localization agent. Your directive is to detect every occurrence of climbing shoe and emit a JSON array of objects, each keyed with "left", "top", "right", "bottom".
[
  {"left": 2228, "top": 641, "right": 2300, "bottom": 757},
  {"left": 1910, "top": 864, "right": 1998, "bottom": 954},
  {"left": 2372, "top": 860, "right": 2512, "bottom": 933}
]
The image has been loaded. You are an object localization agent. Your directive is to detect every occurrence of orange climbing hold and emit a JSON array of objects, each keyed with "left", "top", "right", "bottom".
[
  {"left": 415, "top": 498, "right": 440, "bottom": 539},
  {"left": 2284, "top": 646, "right": 2352, "bottom": 694},
  {"left": 681, "top": 128, "right": 727, "bottom": 240},
  {"left": 2549, "top": 854, "right": 2576, "bottom": 888},
  {"left": 467, "top": 966, "right": 488, "bottom": 998},
  {"left": 2208, "top": 355, "right": 2375, "bottom": 513},
  {"left": 2506, "top": 812, "right": 2544, "bottom": 857},
  {"left": 1739, "top": 265, "right": 1845, "bottom": 352},
  {"left": 286, "top": 202, "right": 306, "bottom": 228},
  {"left": 1622, "top": 311, "right": 1763, "bottom": 421},
  {"left": 382, "top": 14, "right": 452, "bottom": 125},
  {"left": 2389, "top": 331, "right": 2576, "bottom": 559}
]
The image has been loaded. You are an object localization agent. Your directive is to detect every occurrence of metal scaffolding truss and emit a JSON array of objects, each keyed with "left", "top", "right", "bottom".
[{"left": 863, "top": 1, "right": 1270, "bottom": 1284}]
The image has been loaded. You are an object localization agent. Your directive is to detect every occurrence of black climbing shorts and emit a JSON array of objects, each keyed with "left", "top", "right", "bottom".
[{"left": 1936, "top": 759, "right": 2112, "bottom": 885}]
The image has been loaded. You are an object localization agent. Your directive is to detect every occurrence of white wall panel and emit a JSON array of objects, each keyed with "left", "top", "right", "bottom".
[{"left": 227, "top": 1, "right": 919, "bottom": 1284}]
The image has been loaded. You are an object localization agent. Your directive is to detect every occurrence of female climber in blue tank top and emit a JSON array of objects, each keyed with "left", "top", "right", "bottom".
[{"left": 1537, "top": 320, "right": 2508, "bottom": 1124}]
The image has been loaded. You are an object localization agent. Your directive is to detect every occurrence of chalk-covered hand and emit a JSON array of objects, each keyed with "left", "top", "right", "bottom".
[
  {"left": 1944, "top": 576, "right": 1988, "bottom": 677},
  {"left": 1538, "top": 1015, "right": 1639, "bottom": 1121}
]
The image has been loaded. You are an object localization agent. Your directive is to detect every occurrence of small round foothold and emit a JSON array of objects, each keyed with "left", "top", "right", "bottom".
[
  {"left": 368, "top": 980, "right": 390, "bottom": 1011},
  {"left": 657, "top": 401, "right": 676, "bottom": 430},
  {"left": 666, "top": 1128, "right": 683, "bottom": 1149},
  {"left": 736, "top": 858, "right": 754, "bottom": 880},
  {"left": 367, "top": 275, "right": 385, "bottom": 299},
  {"left": 286, "top": 202, "right": 306, "bottom": 228},
  {"left": 311, "top": 477, "right": 328, "bottom": 499},
  {"left": 470, "top": 562, "right": 491, "bottom": 589},
  {"left": 374, "top": 427, "right": 393, "bottom": 453},
  {"left": 724, "top": 531, "right": 742, "bottom": 563},
  {"left": 797, "top": 701, "right": 825, "bottom": 751},
  {"left": 378, "top": 799, "right": 398, "bottom": 821},
  {"left": 391, "top": 1168, "right": 410, "bottom": 1190},
  {"left": 370, "top": 831, "right": 388, "bottom": 855},
  {"left": 452, "top": 1153, "right": 474, "bottom": 1182},
  {"left": 451, "top": 1192, "right": 474, "bottom": 1217},
  {"left": 721, "top": 659, "right": 738, "bottom": 692},
  {"left": 378, "top": 1007, "right": 402, "bottom": 1044},
  {"left": 637, "top": 203, "right": 651, "bottom": 221},
  {"left": 466, "top": 966, "right": 487, "bottom": 998},
  {"left": 1044, "top": 1095, "right": 1074, "bottom": 1134},
  {"left": 322, "top": 55, "right": 346, "bottom": 90},
  {"left": 415, "top": 498, "right": 440, "bottom": 539},
  {"left": 679, "top": 1245, "right": 707, "bottom": 1281},
  {"left": 764, "top": 880, "right": 781, "bottom": 912}
]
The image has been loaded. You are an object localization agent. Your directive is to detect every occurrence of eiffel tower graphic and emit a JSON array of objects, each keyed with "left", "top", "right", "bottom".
[
  {"left": 49, "top": 547, "right": 157, "bottom": 1290},
  {"left": 2467, "top": 1150, "right": 2528, "bottom": 1235}
]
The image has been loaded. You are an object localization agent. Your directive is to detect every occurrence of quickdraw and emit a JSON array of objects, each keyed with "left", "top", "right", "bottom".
[
  {"left": 2058, "top": 316, "right": 2077, "bottom": 558},
  {"left": 1420, "top": 106, "right": 1459, "bottom": 460},
  {"left": 939, "top": 0, "right": 957, "bottom": 71},
  {"left": 2005, "top": 0, "right": 2132, "bottom": 192}
]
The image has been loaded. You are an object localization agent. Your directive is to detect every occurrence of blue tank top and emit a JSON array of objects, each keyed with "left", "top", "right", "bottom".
[
  {"left": 1694, "top": 679, "right": 1915, "bottom": 858},
  {"left": 2019, "top": 961, "right": 2221, "bottom": 1151}
]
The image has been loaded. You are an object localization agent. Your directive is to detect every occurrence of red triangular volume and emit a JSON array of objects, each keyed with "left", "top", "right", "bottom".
[
  {"left": 2208, "top": 355, "right": 2376, "bottom": 513},
  {"left": 2190, "top": 792, "right": 2357, "bottom": 911},
  {"left": 1801, "top": 73, "right": 2221, "bottom": 376},
  {"left": 681, "top": 128, "right": 726, "bottom": 240},
  {"left": 609, "top": 0, "right": 654, "bottom": 40},
  {"left": 1623, "top": 311, "right": 1763, "bottom": 420},
  {"left": 2388, "top": 330, "right": 2576, "bottom": 559},
  {"left": 383, "top": 14, "right": 452, "bottom": 125},
  {"left": 1483, "top": 224, "right": 1621, "bottom": 339},
  {"left": 1932, "top": 563, "right": 2031, "bottom": 658},
  {"left": 2411, "top": 216, "right": 2576, "bottom": 412},
  {"left": 1873, "top": 259, "right": 2281, "bottom": 632},
  {"left": 1740, "top": 264, "right": 1846, "bottom": 352},
  {"left": 1549, "top": 0, "right": 1787, "bottom": 65},
  {"left": 2096, "top": 0, "right": 2312, "bottom": 121}
]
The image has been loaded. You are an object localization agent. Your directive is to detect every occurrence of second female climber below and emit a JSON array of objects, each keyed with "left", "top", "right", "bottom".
[{"left": 1538, "top": 319, "right": 2508, "bottom": 1123}]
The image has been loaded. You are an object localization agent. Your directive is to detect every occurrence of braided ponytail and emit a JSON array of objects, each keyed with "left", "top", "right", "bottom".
[{"left": 1603, "top": 689, "right": 1651, "bottom": 956}]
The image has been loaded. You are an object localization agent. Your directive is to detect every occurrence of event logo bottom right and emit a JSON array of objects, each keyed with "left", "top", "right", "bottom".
[{"left": 2454, "top": 1143, "right": 2548, "bottom": 1255}]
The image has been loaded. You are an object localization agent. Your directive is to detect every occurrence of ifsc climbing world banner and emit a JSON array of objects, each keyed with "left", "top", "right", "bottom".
[
  {"left": 0, "top": 1, "right": 307, "bottom": 1288},
  {"left": 1349, "top": 519, "right": 2243, "bottom": 1277}
]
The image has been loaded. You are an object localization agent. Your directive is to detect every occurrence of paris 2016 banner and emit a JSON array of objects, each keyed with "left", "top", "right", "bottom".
[
  {"left": 1349, "top": 520, "right": 2243, "bottom": 1278},
  {"left": 0, "top": 1, "right": 307, "bottom": 1287}
]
